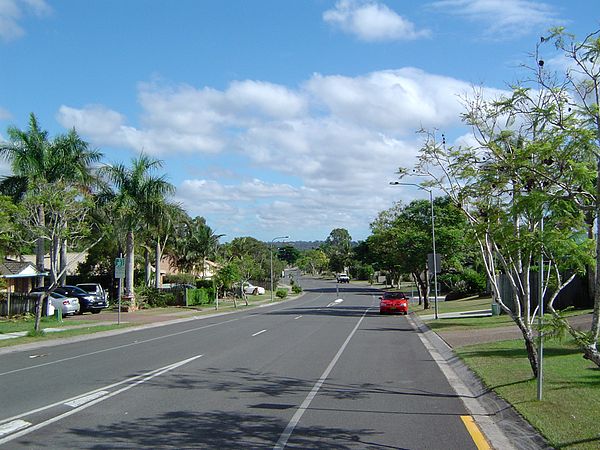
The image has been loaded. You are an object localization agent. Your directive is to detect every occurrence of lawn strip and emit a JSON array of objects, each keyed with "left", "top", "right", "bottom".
[{"left": 456, "top": 338, "right": 600, "bottom": 450}]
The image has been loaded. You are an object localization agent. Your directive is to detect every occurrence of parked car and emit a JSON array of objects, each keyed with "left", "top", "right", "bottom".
[
  {"left": 337, "top": 273, "right": 350, "bottom": 283},
  {"left": 76, "top": 283, "right": 108, "bottom": 304},
  {"left": 379, "top": 291, "right": 409, "bottom": 315},
  {"left": 29, "top": 288, "right": 80, "bottom": 316},
  {"left": 243, "top": 283, "right": 265, "bottom": 295},
  {"left": 54, "top": 285, "right": 108, "bottom": 314}
]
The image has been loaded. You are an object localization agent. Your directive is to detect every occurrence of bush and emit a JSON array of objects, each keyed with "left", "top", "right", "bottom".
[
  {"left": 292, "top": 284, "right": 302, "bottom": 294},
  {"left": 188, "top": 287, "right": 214, "bottom": 305},
  {"left": 136, "top": 287, "right": 177, "bottom": 308},
  {"left": 276, "top": 288, "right": 288, "bottom": 299}
]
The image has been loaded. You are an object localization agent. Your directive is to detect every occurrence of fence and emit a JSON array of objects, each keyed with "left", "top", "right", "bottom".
[
  {"left": 0, "top": 292, "right": 46, "bottom": 316},
  {"left": 497, "top": 272, "right": 591, "bottom": 313}
]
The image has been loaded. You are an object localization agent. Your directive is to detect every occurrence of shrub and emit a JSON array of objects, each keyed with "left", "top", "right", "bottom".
[
  {"left": 136, "top": 287, "right": 177, "bottom": 308},
  {"left": 292, "top": 284, "right": 302, "bottom": 294},
  {"left": 188, "top": 287, "right": 214, "bottom": 305},
  {"left": 276, "top": 288, "right": 288, "bottom": 299}
]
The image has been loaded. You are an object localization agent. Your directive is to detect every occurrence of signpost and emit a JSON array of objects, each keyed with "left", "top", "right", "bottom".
[{"left": 115, "top": 257, "right": 125, "bottom": 324}]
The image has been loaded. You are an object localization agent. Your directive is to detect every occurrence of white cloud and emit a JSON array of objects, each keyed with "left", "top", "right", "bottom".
[
  {"left": 430, "top": 0, "right": 559, "bottom": 38},
  {"left": 0, "top": 0, "right": 51, "bottom": 42},
  {"left": 323, "top": 0, "right": 430, "bottom": 42},
  {"left": 305, "top": 68, "right": 472, "bottom": 131},
  {"left": 57, "top": 68, "right": 510, "bottom": 240}
]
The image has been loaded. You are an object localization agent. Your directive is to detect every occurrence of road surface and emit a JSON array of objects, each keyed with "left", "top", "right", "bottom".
[{"left": 0, "top": 277, "right": 479, "bottom": 449}]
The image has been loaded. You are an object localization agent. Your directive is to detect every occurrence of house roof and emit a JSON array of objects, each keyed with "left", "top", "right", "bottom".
[{"left": 0, "top": 260, "right": 43, "bottom": 278}]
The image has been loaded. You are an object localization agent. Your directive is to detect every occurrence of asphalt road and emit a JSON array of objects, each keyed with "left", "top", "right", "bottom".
[{"left": 0, "top": 277, "right": 478, "bottom": 449}]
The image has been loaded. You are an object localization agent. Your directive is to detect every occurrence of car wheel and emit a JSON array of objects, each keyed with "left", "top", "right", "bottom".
[{"left": 91, "top": 309, "right": 101, "bottom": 314}]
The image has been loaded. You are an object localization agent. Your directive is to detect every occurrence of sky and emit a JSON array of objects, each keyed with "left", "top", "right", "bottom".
[{"left": 0, "top": 0, "right": 598, "bottom": 243}]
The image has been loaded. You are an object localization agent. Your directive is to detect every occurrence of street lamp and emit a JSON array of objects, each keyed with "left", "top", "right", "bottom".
[
  {"left": 390, "top": 181, "right": 439, "bottom": 319},
  {"left": 270, "top": 236, "right": 289, "bottom": 302}
]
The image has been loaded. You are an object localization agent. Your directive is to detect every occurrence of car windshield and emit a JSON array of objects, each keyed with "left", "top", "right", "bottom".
[
  {"left": 77, "top": 285, "right": 95, "bottom": 292},
  {"left": 382, "top": 292, "right": 407, "bottom": 300},
  {"left": 60, "top": 286, "right": 88, "bottom": 295}
]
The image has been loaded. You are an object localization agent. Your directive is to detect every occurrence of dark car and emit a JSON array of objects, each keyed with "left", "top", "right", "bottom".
[
  {"left": 54, "top": 285, "right": 108, "bottom": 314},
  {"left": 379, "top": 291, "right": 409, "bottom": 315}
]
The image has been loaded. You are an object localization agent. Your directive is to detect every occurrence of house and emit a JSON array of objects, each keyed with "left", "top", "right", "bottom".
[{"left": 0, "top": 259, "right": 47, "bottom": 316}]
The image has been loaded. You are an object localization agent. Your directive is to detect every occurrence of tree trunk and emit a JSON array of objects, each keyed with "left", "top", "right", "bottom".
[
  {"left": 515, "top": 317, "right": 539, "bottom": 378},
  {"left": 144, "top": 247, "right": 151, "bottom": 287},
  {"left": 155, "top": 239, "right": 161, "bottom": 289},
  {"left": 36, "top": 206, "right": 45, "bottom": 287},
  {"left": 125, "top": 229, "right": 136, "bottom": 309},
  {"left": 33, "top": 295, "right": 43, "bottom": 332},
  {"left": 59, "top": 238, "right": 67, "bottom": 285},
  {"left": 414, "top": 271, "right": 429, "bottom": 309}
]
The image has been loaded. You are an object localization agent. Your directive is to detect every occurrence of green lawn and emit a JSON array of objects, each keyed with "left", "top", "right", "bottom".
[
  {"left": 413, "top": 295, "right": 492, "bottom": 316},
  {"left": 424, "top": 314, "right": 516, "bottom": 330},
  {"left": 457, "top": 338, "right": 600, "bottom": 449},
  {"left": 0, "top": 323, "right": 130, "bottom": 348},
  {"left": 0, "top": 315, "right": 91, "bottom": 334}
]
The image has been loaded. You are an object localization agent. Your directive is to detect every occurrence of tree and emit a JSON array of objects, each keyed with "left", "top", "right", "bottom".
[
  {"left": 16, "top": 182, "right": 100, "bottom": 330},
  {"left": 277, "top": 245, "right": 300, "bottom": 265},
  {"left": 0, "top": 114, "right": 102, "bottom": 285},
  {"left": 368, "top": 197, "right": 470, "bottom": 307},
  {"left": 408, "top": 82, "right": 595, "bottom": 375},
  {"left": 0, "top": 195, "right": 21, "bottom": 258},
  {"left": 101, "top": 154, "right": 174, "bottom": 308},
  {"left": 323, "top": 228, "right": 352, "bottom": 273},
  {"left": 537, "top": 28, "right": 600, "bottom": 367},
  {"left": 297, "top": 249, "right": 329, "bottom": 275},
  {"left": 168, "top": 216, "right": 221, "bottom": 277}
]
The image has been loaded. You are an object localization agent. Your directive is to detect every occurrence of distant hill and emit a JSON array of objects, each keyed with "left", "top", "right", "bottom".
[{"left": 285, "top": 241, "right": 324, "bottom": 251}]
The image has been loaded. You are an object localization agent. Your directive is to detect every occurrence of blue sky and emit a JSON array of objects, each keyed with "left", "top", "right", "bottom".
[{"left": 0, "top": 0, "right": 598, "bottom": 242}]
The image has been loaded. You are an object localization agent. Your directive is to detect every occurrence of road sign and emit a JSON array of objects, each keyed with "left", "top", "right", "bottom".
[{"left": 114, "top": 257, "right": 126, "bottom": 279}]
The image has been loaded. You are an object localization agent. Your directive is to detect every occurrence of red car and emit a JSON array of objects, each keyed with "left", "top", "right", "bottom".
[{"left": 379, "top": 292, "right": 409, "bottom": 315}]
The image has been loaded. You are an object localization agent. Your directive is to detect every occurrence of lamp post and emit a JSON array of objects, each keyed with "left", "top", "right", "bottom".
[
  {"left": 270, "top": 236, "right": 289, "bottom": 302},
  {"left": 390, "top": 182, "right": 439, "bottom": 319}
]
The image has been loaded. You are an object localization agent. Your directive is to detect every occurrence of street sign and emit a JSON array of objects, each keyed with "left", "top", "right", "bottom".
[
  {"left": 427, "top": 253, "right": 441, "bottom": 274},
  {"left": 114, "top": 257, "right": 126, "bottom": 279}
]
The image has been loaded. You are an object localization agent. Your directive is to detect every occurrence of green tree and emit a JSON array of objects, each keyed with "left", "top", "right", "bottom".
[
  {"left": 537, "top": 27, "right": 600, "bottom": 367},
  {"left": 409, "top": 83, "right": 595, "bottom": 375},
  {"left": 297, "top": 249, "right": 329, "bottom": 275},
  {"left": 0, "top": 113, "right": 102, "bottom": 284},
  {"left": 101, "top": 154, "right": 174, "bottom": 308},
  {"left": 168, "top": 216, "right": 221, "bottom": 277},
  {"left": 323, "top": 228, "right": 352, "bottom": 273},
  {"left": 277, "top": 245, "right": 300, "bottom": 265}
]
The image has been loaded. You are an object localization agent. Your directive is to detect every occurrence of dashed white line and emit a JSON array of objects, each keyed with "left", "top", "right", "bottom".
[
  {"left": 64, "top": 391, "right": 109, "bottom": 408},
  {"left": 0, "top": 420, "right": 30, "bottom": 437},
  {"left": 0, "top": 354, "right": 203, "bottom": 445},
  {"left": 252, "top": 329, "right": 267, "bottom": 337},
  {"left": 274, "top": 306, "right": 371, "bottom": 449},
  {"left": 294, "top": 316, "right": 302, "bottom": 320}
]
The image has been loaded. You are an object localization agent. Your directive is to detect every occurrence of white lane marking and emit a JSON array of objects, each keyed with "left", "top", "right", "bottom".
[
  {"left": 0, "top": 354, "right": 203, "bottom": 446},
  {"left": 64, "top": 391, "right": 109, "bottom": 408},
  {"left": 274, "top": 306, "right": 371, "bottom": 449},
  {"left": 0, "top": 420, "right": 30, "bottom": 437},
  {"left": 0, "top": 318, "right": 238, "bottom": 378},
  {"left": 294, "top": 316, "right": 302, "bottom": 320},
  {"left": 252, "top": 329, "right": 267, "bottom": 337},
  {"left": 326, "top": 298, "right": 344, "bottom": 307}
]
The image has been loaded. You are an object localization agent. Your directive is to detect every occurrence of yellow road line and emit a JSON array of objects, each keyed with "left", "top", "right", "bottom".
[{"left": 461, "top": 415, "right": 491, "bottom": 450}]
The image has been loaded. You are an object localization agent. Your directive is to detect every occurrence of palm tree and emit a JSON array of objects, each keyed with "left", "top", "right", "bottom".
[
  {"left": 0, "top": 113, "right": 102, "bottom": 284},
  {"left": 101, "top": 154, "right": 174, "bottom": 308}
]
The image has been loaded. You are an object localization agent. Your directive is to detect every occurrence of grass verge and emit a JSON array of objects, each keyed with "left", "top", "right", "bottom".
[
  {"left": 0, "top": 315, "right": 93, "bottom": 334},
  {"left": 457, "top": 338, "right": 600, "bottom": 449},
  {"left": 0, "top": 323, "right": 133, "bottom": 348}
]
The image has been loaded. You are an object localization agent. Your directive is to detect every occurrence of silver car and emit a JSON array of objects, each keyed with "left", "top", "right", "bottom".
[{"left": 29, "top": 289, "right": 80, "bottom": 316}]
